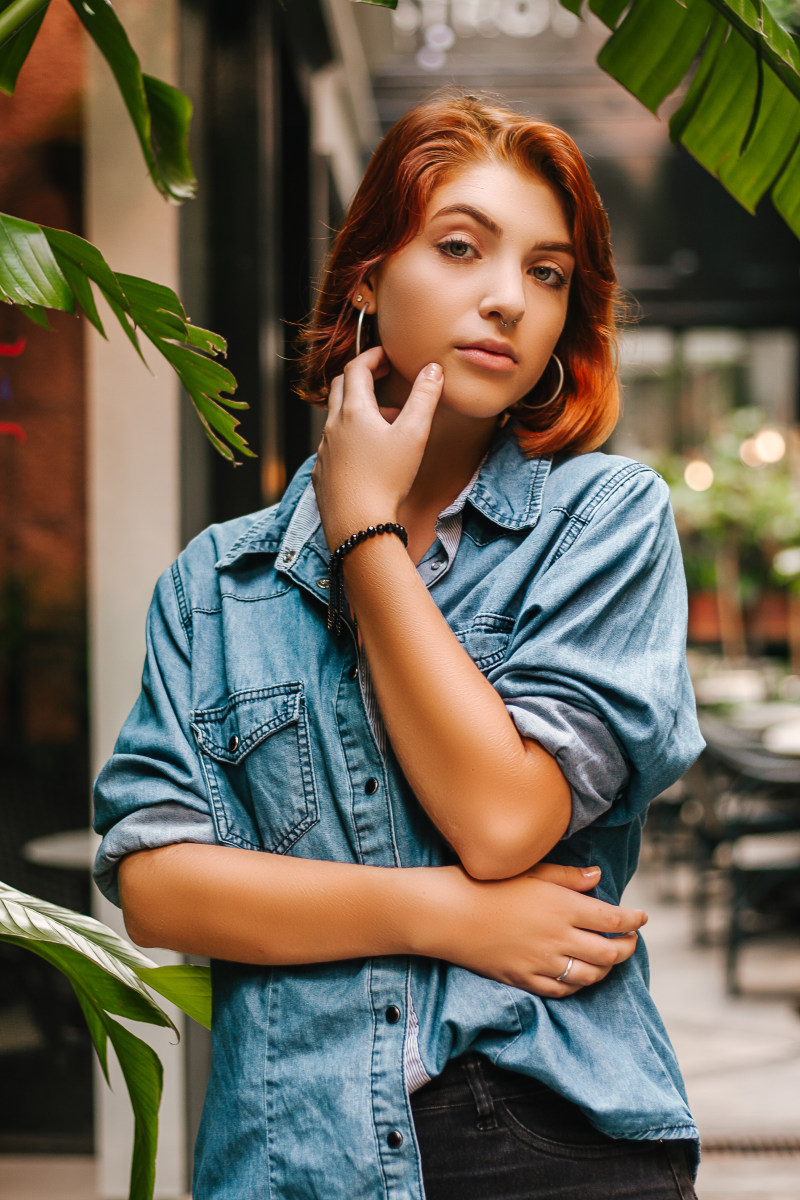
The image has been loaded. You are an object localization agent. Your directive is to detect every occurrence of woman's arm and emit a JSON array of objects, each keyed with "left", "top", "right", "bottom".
[
  {"left": 313, "top": 351, "right": 571, "bottom": 880},
  {"left": 341, "top": 537, "right": 571, "bottom": 879},
  {"left": 119, "top": 845, "right": 645, "bottom": 998}
]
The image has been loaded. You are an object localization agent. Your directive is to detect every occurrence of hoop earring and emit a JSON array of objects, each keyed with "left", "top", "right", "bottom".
[
  {"left": 355, "top": 303, "right": 369, "bottom": 357},
  {"left": 515, "top": 354, "right": 564, "bottom": 411}
]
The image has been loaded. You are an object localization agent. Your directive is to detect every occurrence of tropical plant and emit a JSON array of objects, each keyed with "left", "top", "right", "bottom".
[
  {"left": 0, "top": 880, "right": 212, "bottom": 1200},
  {"left": 361, "top": 0, "right": 800, "bottom": 242},
  {"left": 656, "top": 409, "right": 800, "bottom": 661},
  {"left": 1, "top": 0, "right": 798, "bottom": 460},
  {"left": 0, "top": 0, "right": 250, "bottom": 462}
]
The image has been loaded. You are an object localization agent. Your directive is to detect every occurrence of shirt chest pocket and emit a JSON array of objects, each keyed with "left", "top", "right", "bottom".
[
  {"left": 453, "top": 614, "right": 513, "bottom": 672},
  {"left": 191, "top": 683, "right": 319, "bottom": 853}
]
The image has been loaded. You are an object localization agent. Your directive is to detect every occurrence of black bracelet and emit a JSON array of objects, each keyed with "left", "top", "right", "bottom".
[{"left": 327, "top": 522, "right": 409, "bottom": 636}]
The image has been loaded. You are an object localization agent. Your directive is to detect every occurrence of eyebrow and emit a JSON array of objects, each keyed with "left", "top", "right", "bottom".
[{"left": 431, "top": 203, "right": 575, "bottom": 257}]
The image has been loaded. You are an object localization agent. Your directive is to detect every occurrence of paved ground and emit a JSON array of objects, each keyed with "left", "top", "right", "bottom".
[
  {"left": 1, "top": 861, "right": 799, "bottom": 1199},
  {"left": 628, "top": 864, "right": 800, "bottom": 1199}
]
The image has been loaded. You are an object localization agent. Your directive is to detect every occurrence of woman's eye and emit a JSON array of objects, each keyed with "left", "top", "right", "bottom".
[
  {"left": 439, "top": 238, "right": 475, "bottom": 260},
  {"left": 531, "top": 264, "right": 567, "bottom": 288}
]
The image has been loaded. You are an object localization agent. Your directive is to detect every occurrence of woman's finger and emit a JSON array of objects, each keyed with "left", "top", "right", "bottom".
[
  {"left": 528, "top": 863, "right": 602, "bottom": 893},
  {"left": 394, "top": 362, "right": 443, "bottom": 437},
  {"left": 521, "top": 965, "right": 596, "bottom": 999},
  {"left": 326, "top": 373, "right": 345, "bottom": 418},
  {"left": 338, "top": 346, "right": 388, "bottom": 413},
  {"left": 569, "top": 929, "right": 640, "bottom": 969},
  {"left": 576, "top": 896, "right": 647, "bottom": 936},
  {"left": 523, "top": 949, "right": 625, "bottom": 998}
]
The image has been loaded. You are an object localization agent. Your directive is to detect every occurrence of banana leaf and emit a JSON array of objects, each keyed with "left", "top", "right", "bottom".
[
  {"left": 0, "top": 214, "right": 252, "bottom": 461},
  {"left": 0, "top": 0, "right": 195, "bottom": 202},
  {"left": 0, "top": 880, "right": 212, "bottom": 1200},
  {"left": 357, "top": 0, "right": 800, "bottom": 241}
]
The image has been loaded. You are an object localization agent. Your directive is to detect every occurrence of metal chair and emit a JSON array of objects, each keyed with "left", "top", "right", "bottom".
[{"left": 690, "top": 715, "right": 800, "bottom": 994}]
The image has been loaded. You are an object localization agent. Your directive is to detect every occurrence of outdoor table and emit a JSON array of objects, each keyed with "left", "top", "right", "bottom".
[
  {"left": 762, "top": 718, "right": 800, "bottom": 757},
  {"left": 21, "top": 828, "right": 98, "bottom": 871}
]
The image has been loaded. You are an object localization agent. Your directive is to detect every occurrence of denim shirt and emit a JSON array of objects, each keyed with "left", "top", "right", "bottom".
[{"left": 94, "top": 428, "right": 704, "bottom": 1200}]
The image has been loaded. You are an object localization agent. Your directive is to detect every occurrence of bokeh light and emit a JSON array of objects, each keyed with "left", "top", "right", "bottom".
[
  {"left": 684, "top": 460, "right": 714, "bottom": 491},
  {"left": 753, "top": 428, "right": 786, "bottom": 463}
]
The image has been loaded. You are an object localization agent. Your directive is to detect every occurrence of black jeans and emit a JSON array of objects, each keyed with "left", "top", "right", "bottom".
[{"left": 410, "top": 1055, "right": 698, "bottom": 1200}]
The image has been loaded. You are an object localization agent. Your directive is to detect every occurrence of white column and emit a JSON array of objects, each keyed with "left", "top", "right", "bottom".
[{"left": 85, "top": 1, "right": 187, "bottom": 1195}]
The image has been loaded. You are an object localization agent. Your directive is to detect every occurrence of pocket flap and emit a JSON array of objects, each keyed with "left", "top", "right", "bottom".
[
  {"left": 453, "top": 614, "right": 513, "bottom": 670},
  {"left": 191, "top": 684, "right": 303, "bottom": 764}
]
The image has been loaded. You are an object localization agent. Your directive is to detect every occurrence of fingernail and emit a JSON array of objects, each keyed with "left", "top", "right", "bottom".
[
  {"left": 581, "top": 866, "right": 601, "bottom": 878},
  {"left": 422, "top": 362, "right": 443, "bottom": 380}
]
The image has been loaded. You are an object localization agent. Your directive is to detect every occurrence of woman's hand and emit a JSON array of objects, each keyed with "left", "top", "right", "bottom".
[
  {"left": 416, "top": 863, "right": 646, "bottom": 999},
  {"left": 311, "top": 346, "right": 444, "bottom": 550}
]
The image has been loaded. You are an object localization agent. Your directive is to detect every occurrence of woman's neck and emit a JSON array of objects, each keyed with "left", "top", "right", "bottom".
[{"left": 397, "top": 407, "right": 499, "bottom": 562}]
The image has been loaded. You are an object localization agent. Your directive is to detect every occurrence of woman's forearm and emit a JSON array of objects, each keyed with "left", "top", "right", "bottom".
[
  {"left": 118, "top": 843, "right": 646, "bottom": 996},
  {"left": 342, "top": 536, "right": 571, "bottom": 879},
  {"left": 119, "top": 842, "right": 434, "bottom": 963}
]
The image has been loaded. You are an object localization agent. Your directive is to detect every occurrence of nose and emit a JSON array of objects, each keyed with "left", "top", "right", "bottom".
[{"left": 479, "top": 258, "right": 526, "bottom": 329}]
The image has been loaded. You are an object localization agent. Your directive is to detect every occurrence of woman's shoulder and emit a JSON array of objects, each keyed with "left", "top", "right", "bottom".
[
  {"left": 172, "top": 456, "right": 317, "bottom": 595},
  {"left": 545, "top": 449, "right": 670, "bottom": 518}
]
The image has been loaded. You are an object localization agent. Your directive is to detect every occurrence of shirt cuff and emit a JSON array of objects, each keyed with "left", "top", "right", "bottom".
[
  {"left": 93, "top": 802, "right": 217, "bottom": 906},
  {"left": 506, "top": 698, "right": 629, "bottom": 837}
]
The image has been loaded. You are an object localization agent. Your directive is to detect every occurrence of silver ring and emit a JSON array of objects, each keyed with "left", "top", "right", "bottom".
[{"left": 556, "top": 956, "right": 574, "bottom": 983}]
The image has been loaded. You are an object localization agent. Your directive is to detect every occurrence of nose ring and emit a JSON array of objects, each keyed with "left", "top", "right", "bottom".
[{"left": 500, "top": 318, "right": 519, "bottom": 329}]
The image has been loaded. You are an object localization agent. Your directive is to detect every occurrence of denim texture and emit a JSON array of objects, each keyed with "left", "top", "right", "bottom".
[
  {"left": 412, "top": 1055, "right": 698, "bottom": 1199},
  {"left": 94, "top": 427, "right": 704, "bottom": 1199}
]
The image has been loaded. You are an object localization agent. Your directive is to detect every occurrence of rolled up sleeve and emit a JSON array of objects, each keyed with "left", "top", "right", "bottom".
[
  {"left": 490, "top": 467, "right": 704, "bottom": 826},
  {"left": 507, "top": 697, "right": 628, "bottom": 835},
  {"left": 92, "top": 561, "right": 216, "bottom": 906}
]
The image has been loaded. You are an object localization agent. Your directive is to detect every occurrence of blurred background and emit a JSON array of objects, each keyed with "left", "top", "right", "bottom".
[{"left": 1, "top": 0, "right": 799, "bottom": 1196}]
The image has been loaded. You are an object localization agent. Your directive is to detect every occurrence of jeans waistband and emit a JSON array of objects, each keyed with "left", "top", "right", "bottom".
[{"left": 410, "top": 1054, "right": 549, "bottom": 1128}]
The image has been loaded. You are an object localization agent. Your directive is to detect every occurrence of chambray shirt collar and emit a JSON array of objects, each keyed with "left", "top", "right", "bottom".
[{"left": 215, "top": 426, "right": 551, "bottom": 573}]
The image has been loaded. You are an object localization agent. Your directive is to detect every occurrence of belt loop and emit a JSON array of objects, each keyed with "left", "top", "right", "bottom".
[{"left": 461, "top": 1056, "right": 498, "bottom": 1131}]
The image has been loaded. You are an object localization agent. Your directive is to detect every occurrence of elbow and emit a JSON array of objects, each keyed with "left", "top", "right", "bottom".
[
  {"left": 456, "top": 825, "right": 543, "bottom": 881},
  {"left": 118, "top": 850, "right": 167, "bottom": 948},
  {"left": 454, "top": 807, "right": 572, "bottom": 881},
  {"left": 122, "top": 910, "right": 157, "bottom": 949}
]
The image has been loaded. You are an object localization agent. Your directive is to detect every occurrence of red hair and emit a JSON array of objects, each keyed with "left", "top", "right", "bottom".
[{"left": 296, "top": 92, "right": 620, "bottom": 457}]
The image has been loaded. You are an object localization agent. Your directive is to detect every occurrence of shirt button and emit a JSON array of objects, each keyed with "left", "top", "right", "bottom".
[
  {"left": 387, "top": 1130, "right": 403, "bottom": 1149},
  {"left": 430, "top": 560, "right": 443, "bottom": 571},
  {"left": 281, "top": 549, "right": 297, "bottom": 565},
  {"left": 317, "top": 577, "right": 330, "bottom": 590},
  {"left": 365, "top": 777, "right": 379, "bottom": 795},
  {"left": 385, "top": 1005, "right": 401, "bottom": 1024},
  {"left": 228, "top": 734, "right": 239, "bottom": 752},
  {"left": 348, "top": 664, "right": 358, "bottom": 681}
]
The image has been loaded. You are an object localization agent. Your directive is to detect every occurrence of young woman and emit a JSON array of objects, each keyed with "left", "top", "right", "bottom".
[{"left": 94, "top": 93, "right": 704, "bottom": 1200}]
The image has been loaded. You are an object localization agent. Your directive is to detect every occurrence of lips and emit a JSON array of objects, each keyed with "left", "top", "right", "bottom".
[
  {"left": 455, "top": 340, "right": 517, "bottom": 372},
  {"left": 458, "top": 339, "right": 517, "bottom": 362}
]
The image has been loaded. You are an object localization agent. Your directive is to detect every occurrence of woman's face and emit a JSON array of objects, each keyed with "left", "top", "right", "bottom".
[{"left": 365, "top": 159, "right": 575, "bottom": 421}]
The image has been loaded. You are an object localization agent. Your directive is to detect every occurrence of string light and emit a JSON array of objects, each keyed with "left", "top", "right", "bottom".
[{"left": 392, "top": 0, "right": 580, "bottom": 72}]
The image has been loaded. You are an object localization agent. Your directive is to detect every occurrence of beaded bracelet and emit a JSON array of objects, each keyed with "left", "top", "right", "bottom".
[{"left": 327, "top": 522, "right": 409, "bottom": 635}]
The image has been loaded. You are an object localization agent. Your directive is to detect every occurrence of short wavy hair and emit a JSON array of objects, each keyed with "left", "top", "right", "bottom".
[{"left": 296, "top": 92, "right": 621, "bottom": 457}]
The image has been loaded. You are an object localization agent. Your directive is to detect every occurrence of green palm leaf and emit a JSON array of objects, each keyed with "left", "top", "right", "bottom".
[
  {"left": 594, "top": 0, "right": 800, "bottom": 233},
  {"left": 0, "top": 0, "right": 195, "bottom": 202},
  {"left": 359, "top": 0, "right": 800, "bottom": 241},
  {"left": 0, "top": 0, "right": 47, "bottom": 94},
  {"left": 0, "top": 214, "right": 252, "bottom": 461},
  {"left": 0, "top": 881, "right": 212, "bottom": 1200}
]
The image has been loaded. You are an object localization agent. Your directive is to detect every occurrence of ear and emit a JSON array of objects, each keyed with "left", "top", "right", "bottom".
[{"left": 352, "top": 278, "right": 377, "bottom": 314}]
